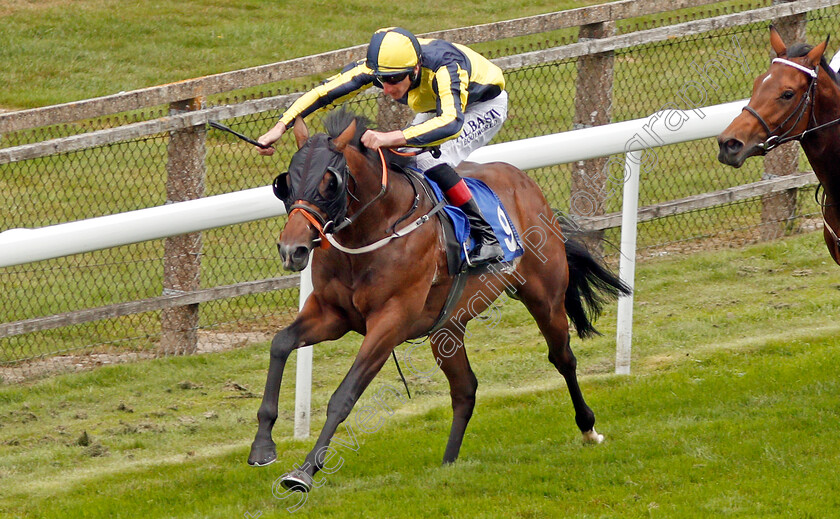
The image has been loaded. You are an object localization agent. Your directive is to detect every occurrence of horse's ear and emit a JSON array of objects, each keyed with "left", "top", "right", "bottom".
[
  {"left": 806, "top": 35, "right": 830, "bottom": 67},
  {"left": 293, "top": 117, "right": 309, "bottom": 149},
  {"left": 770, "top": 25, "right": 787, "bottom": 57},
  {"left": 331, "top": 120, "right": 357, "bottom": 152}
]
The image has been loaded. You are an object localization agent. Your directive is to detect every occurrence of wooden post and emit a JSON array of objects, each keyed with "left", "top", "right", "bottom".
[
  {"left": 761, "top": 1, "right": 805, "bottom": 240},
  {"left": 160, "top": 97, "right": 206, "bottom": 355},
  {"left": 570, "top": 21, "right": 616, "bottom": 251},
  {"left": 376, "top": 93, "right": 413, "bottom": 133}
]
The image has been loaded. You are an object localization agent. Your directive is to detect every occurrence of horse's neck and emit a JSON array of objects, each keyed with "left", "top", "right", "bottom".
[
  {"left": 803, "top": 75, "right": 840, "bottom": 203},
  {"left": 803, "top": 143, "right": 840, "bottom": 206},
  {"left": 342, "top": 165, "right": 420, "bottom": 244}
]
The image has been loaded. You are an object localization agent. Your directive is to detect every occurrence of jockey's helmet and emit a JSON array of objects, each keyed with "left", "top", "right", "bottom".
[{"left": 366, "top": 27, "right": 422, "bottom": 76}]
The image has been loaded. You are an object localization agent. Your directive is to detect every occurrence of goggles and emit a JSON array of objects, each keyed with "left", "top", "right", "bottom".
[{"left": 373, "top": 71, "right": 411, "bottom": 88}]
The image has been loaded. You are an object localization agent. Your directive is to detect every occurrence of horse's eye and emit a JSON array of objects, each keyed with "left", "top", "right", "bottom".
[
  {"left": 321, "top": 167, "right": 344, "bottom": 199},
  {"left": 781, "top": 90, "right": 795, "bottom": 100}
]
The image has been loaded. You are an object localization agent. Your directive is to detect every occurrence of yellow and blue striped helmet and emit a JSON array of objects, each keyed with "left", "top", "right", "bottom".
[{"left": 366, "top": 27, "right": 422, "bottom": 76}]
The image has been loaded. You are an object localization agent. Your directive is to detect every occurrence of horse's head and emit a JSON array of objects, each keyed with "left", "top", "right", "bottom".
[
  {"left": 273, "top": 110, "right": 378, "bottom": 271},
  {"left": 718, "top": 26, "right": 830, "bottom": 168}
]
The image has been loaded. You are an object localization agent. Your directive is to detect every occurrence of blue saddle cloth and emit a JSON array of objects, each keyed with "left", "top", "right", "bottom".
[{"left": 426, "top": 176, "right": 524, "bottom": 266}]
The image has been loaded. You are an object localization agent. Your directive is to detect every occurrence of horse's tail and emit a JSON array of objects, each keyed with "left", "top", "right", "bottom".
[{"left": 563, "top": 232, "right": 632, "bottom": 339}]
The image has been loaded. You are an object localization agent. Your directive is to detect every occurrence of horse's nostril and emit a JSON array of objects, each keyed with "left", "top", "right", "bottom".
[
  {"left": 276, "top": 243, "right": 311, "bottom": 271},
  {"left": 291, "top": 246, "right": 310, "bottom": 263},
  {"left": 724, "top": 139, "right": 743, "bottom": 154}
]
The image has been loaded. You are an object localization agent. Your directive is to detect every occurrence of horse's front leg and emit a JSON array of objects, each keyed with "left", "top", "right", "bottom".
[
  {"left": 279, "top": 307, "right": 412, "bottom": 491},
  {"left": 249, "top": 295, "right": 348, "bottom": 467}
]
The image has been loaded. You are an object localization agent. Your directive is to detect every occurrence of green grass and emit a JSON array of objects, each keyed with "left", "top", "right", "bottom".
[
  {"left": 0, "top": 0, "right": 616, "bottom": 110},
  {"left": 0, "top": 0, "right": 778, "bottom": 110},
  {"left": 3, "top": 6, "right": 840, "bottom": 512},
  {"left": 2, "top": 231, "right": 840, "bottom": 517}
]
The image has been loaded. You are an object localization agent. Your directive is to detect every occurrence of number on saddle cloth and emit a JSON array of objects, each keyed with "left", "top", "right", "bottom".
[{"left": 425, "top": 177, "right": 524, "bottom": 265}]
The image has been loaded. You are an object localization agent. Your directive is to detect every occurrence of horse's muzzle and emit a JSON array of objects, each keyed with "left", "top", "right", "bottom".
[
  {"left": 277, "top": 242, "right": 312, "bottom": 272},
  {"left": 717, "top": 136, "right": 759, "bottom": 168}
]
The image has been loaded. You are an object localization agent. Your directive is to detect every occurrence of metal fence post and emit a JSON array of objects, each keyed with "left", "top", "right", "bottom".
[
  {"left": 294, "top": 258, "right": 314, "bottom": 439},
  {"left": 160, "top": 97, "right": 206, "bottom": 355},
  {"left": 761, "top": 1, "right": 806, "bottom": 240},
  {"left": 615, "top": 151, "right": 641, "bottom": 375},
  {"left": 571, "top": 21, "right": 616, "bottom": 251}
]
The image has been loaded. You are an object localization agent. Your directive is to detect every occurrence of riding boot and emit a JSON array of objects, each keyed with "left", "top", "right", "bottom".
[
  {"left": 458, "top": 197, "right": 504, "bottom": 265},
  {"left": 425, "top": 162, "right": 505, "bottom": 266}
]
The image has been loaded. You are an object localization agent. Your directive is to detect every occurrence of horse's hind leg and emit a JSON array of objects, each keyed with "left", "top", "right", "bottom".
[
  {"left": 429, "top": 325, "right": 478, "bottom": 464},
  {"left": 517, "top": 271, "right": 603, "bottom": 444}
]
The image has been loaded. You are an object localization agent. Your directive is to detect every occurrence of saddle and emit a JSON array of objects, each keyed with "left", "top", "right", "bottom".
[
  {"left": 406, "top": 168, "right": 524, "bottom": 275},
  {"left": 401, "top": 166, "right": 525, "bottom": 334}
]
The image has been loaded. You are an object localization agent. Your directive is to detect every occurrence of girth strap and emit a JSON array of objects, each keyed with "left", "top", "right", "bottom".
[{"left": 427, "top": 270, "right": 469, "bottom": 336}]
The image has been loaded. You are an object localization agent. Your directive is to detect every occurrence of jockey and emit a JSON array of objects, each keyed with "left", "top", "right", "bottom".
[{"left": 257, "top": 27, "right": 508, "bottom": 265}]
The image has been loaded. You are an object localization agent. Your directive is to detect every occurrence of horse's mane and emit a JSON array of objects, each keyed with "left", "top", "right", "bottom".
[
  {"left": 323, "top": 108, "right": 414, "bottom": 170},
  {"left": 787, "top": 42, "right": 840, "bottom": 85}
]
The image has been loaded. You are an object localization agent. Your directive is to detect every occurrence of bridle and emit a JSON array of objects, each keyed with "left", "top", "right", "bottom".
[
  {"left": 743, "top": 57, "right": 840, "bottom": 253},
  {"left": 281, "top": 147, "right": 388, "bottom": 250},
  {"left": 742, "top": 58, "right": 819, "bottom": 153},
  {"left": 743, "top": 57, "right": 840, "bottom": 152},
  {"left": 287, "top": 146, "right": 445, "bottom": 255},
  {"left": 323, "top": 148, "right": 390, "bottom": 234},
  {"left": 323, "top": 148, "right": 447, "bottom": 254}
]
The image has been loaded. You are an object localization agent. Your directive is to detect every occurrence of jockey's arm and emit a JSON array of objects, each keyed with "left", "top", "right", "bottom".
[
  {"left": 361, "top": 129, "right": 407, "bottom": 150},
  {"left": 256, "top": 61, "right": 372, "bottom": 153},
  {"left": 402, "top": 64, "right": 468, "bottom": 147},
  {"left": 256, "top": 121, "right": 286, "bottom": 156}
]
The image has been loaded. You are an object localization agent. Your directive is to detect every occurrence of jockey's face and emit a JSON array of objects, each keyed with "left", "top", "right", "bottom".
[{"left": 381, "top": 65, "right": 418, "bottom": 100}]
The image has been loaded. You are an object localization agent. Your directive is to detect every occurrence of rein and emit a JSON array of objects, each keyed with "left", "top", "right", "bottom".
[
  {"left": 749, "top": 58, "right": 840, "bottom": 254},
  {"left": 324, "top": 201, "right": 446, "bottom": 253},
  {"left": 816, "top": 185, "right": 840, "bottom": 254},
  {"left": 327, "top": 148, "right": 389, "bottom": 234},
  {"left": 289, "top": 203, "right": 332, "bottom": 250},
  {"left": 323, "top": 147, "right": 443, "bottom": 254},
  {"left": 744, "top": 58, "right": 840, "bottom": 152}
]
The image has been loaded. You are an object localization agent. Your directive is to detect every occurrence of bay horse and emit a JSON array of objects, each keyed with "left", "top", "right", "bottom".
[
  {"left": 718, "top": 26, "right": 840, "bottom": 265},
  {"left": 249, "top": 108, "right": 630, "bottom": 492}
]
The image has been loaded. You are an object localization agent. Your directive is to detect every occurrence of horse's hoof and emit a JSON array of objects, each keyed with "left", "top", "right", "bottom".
[
  {"left": 248, "top": 440, "right": 277, "bottom": 467},
  {"left": 281, "top": 469, "right": 314, "bottom": 493},
  {"left": 582, "top": 428, "right": 604, "bottom": 444}
]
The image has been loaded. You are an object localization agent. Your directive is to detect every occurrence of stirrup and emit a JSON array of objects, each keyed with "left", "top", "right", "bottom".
[{"left": 467, "top": 241, "right": 504, "bottom": 266}]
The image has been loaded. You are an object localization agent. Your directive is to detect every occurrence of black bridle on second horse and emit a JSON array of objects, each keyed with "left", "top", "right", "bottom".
[
  {"left": 742, "top": 57, "right": 840, "bottom": 152},
  {"left": 742, "top": 57, "right": 840, "bottom": 251}
]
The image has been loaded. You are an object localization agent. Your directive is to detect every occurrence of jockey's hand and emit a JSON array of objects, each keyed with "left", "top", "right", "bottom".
[
  {"left": 256, "top": 122, "right": 286, "bottom": 156},
  {"left": 361, "top": 130, "right": 407, "bottom": 150}
]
